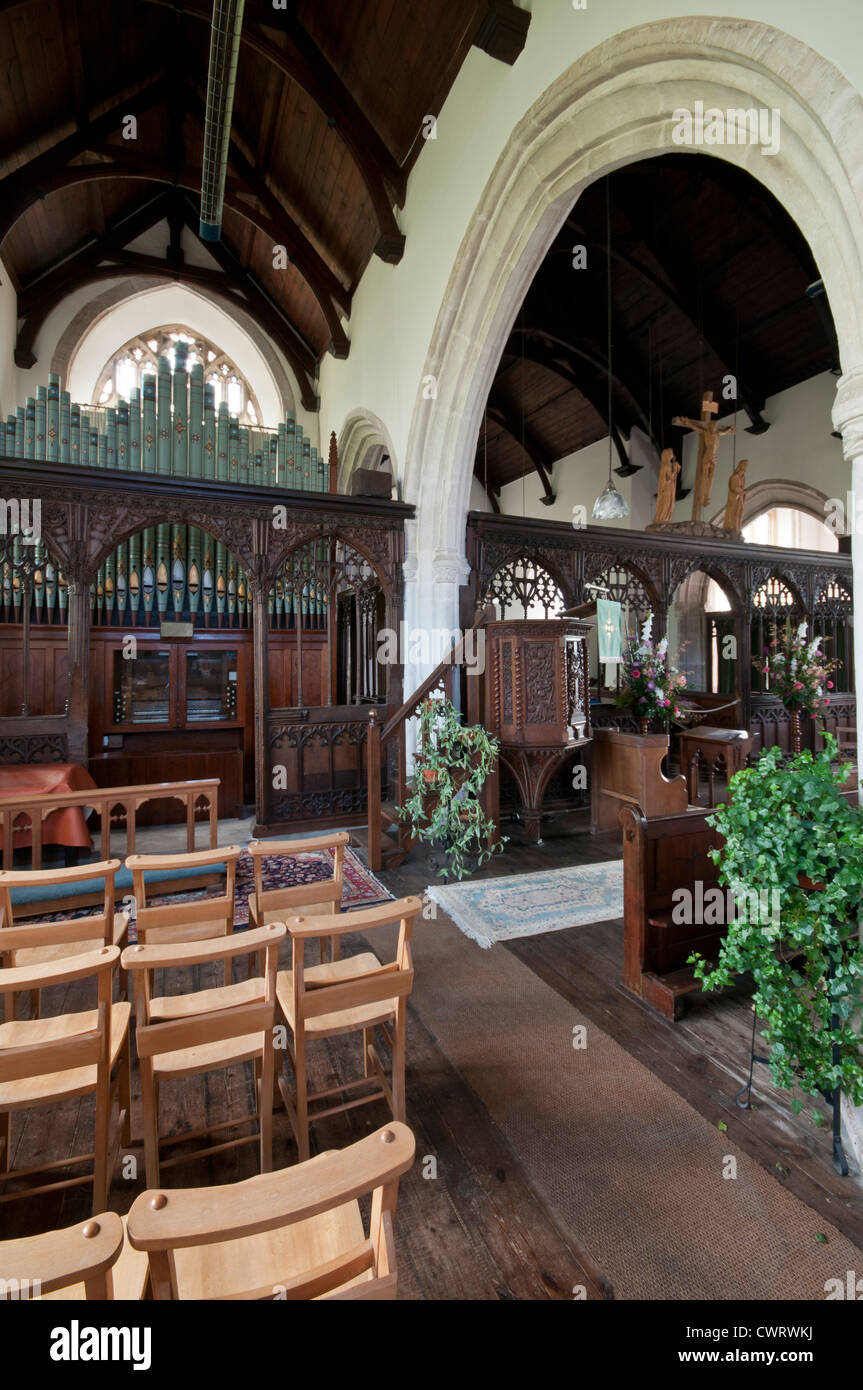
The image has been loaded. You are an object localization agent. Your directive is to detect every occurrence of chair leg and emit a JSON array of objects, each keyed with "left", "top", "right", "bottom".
[
  {"left": 92, "top": 1078, "right": 112, "bottom": 1217},
  {"left": 259, "top": 1045, "right": 274, "bottom": 1174},
  {"left": 294, "top": 1031, "right": 310, "bottom": 1163},
  {"left": 391, "top": 1005, "right": 407, "bottom": 1123},
  {"left": 0, "top": 1109, "right": 10, "bottom": 1175},
  {"left": 363, "top": 1026, "right": 374, "bottom": 1078},
  {"left": 29, "top": 989, "right": 40, "bottom": 1020},
  {"left": 140, "top": 1064, "right": 161, "bottom": 1188},
  {"left": 118, "top": 1037, "right": 132, "bottom": 1148}
]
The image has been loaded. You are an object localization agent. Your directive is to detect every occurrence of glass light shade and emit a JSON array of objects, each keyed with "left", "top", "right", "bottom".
[{"left": 591, "top": 479, "right": 630, "bottom": 520}]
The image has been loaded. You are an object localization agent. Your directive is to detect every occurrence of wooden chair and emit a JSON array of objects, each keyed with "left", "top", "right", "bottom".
[
  {"left": 0, "top": 859, "right": 129, "bottom": 1018},
  {"left": 126, "top": 845, "right": 242, "bottom": 988},
  {"left": 127, "top": 1121, "right": 415, "bottom": 1300},
  {"left": 0, "top": 1211, "right": 148, "bottom": 1300},
  {"left": 275, "top": 896, "right": 421, "bottom": 1161},
  {"left": 247, "top": 831, "right": 349, "bottom": 965},
  {"left": 122, "top": 923, "right": 286, "bottom": 1187},
  {"left": 0, "top": 942, "right": 131, "bottom": 1215}
]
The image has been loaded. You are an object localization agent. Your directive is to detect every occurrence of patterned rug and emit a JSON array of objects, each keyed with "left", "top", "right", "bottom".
[
  {"left": 137, "top": 846, "right": 392, "bottom": 926},
  {"left": 427, "top": 860, "right": 623, "bottom": 948}
]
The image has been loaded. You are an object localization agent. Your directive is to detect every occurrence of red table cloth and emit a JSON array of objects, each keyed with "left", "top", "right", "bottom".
[{"left": 0, "top": 762, "right": 96, "bottom": 849}]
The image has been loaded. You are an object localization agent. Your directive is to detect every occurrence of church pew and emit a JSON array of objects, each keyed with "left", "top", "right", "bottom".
[{"left": 620, "top": 803, "right": 725, "bottom": 1021}]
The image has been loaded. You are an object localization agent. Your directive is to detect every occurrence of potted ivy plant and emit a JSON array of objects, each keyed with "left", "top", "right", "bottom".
[
  {"left": 397, "top": 697, "right": 505, "bottom": 880},
  {"left": 690, "top": 734, "right": 863, "bottom": 1129}
]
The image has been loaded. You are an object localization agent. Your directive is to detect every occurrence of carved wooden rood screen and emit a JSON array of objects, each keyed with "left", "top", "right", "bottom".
[
  {"left": 464, "top": 511, "right": 855, "bottom": 768},
  {"left": 0, "top": 377, "right": 412, "bottom": 834}
]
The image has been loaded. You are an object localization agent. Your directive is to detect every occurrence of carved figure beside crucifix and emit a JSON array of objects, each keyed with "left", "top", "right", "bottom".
[
  {"left": 652, "top": 448, "right": 681, "bottom": 525},
  {"left": 672, "top": 391, "right": 735, "bottom": 522}
]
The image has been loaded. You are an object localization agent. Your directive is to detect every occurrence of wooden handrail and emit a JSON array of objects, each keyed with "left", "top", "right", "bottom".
[
  {"left": 365, "top": 608, "right": 492, "bottom": 869},
  {"left": 0, "top": 778, "right": 220, "bottom": 870},
  {"left": 380, "top": 610, "right": 490, "bottom": 744}
]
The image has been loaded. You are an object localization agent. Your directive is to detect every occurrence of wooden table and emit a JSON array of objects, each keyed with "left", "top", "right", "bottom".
[
  {"left": 677, "top": 726, "right": 751, "bottom": 806},
  {"left": 0, "top": 762, "right": 95, "bottom": 854}
]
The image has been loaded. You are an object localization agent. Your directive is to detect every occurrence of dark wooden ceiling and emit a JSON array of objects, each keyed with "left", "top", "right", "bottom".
[
  {"left": 477, "top": 154, "right": 840, "bottom": 506},
  {"left": 0, "top": 0, "right": 530, "bottom": 409}
]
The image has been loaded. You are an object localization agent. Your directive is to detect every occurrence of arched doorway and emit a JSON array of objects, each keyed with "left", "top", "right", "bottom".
[{"left": 403, "top": 17, "right": 863, "bottom": 665}]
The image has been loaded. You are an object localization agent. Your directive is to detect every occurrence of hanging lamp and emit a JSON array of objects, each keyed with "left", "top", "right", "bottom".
[{"left": 592, "top": 177, "right": 630, "bottom": 521}]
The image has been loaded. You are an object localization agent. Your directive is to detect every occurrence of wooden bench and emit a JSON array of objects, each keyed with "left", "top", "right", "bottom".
[
  {"left": 0, "top": 779, "right": 221, "bottom": 915},
  {"left": 620, "top": 803, "right": 725, "bottom": 1020}
]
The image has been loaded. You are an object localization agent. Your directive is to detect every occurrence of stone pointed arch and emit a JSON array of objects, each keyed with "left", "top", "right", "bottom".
[
  {"left": 337, "top": 409, "right": 398, "bottom": 494},
  {"left": 403, "top": 17, "right": 863, "bottom": 628}
]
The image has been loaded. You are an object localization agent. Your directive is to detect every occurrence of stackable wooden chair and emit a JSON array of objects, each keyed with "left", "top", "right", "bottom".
[
  {"left": 0, "top": 859, "right": 130, "bottom": 1019},
  {"left": 0, "top": 1211, "right": 148, "bottom": 1300},
  {"left": 126, "top": 845, "right": 242, "bottom": 991},
  {"left": 247, "top": 830, "right": 349, "bottom": 965},
  {"left": 0, "top": 940, "right": 131, "bottom": 1215},
  {"left": 275, "top": 896, "right": 421, "bottom": 1161},
  {"left": 127, "top": 1121, "right": 415, "bottom": 1300},
  {"left": 122, "top": 923, "right": 285, "bottom": 1187}
]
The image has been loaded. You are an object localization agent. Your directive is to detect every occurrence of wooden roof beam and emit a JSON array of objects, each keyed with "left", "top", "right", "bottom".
[
  {"left": 472, "top": 0, "right": 531, "bottom": 65},
  {"left": 486, "top": 390, "right": 556, "bottom": 504},
  {"left": 3, "top": 151, "right": 348, "bottom": 360},
  {"left": 500, "top": 342, "right": 633, "bottom": 472},
  {"left": 605, "top": 188, "right": 770, "bottom": 434},
  {"left": 0, "top": 76, "right": 170, "bottom": 242},
  {"left": 143, "top": 0, "right": 406, "bottom": 261}
]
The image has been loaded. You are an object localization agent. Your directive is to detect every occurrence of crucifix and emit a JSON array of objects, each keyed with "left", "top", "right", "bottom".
[{"left": 672, "top": 391, "right": 735, "bottom": 522}]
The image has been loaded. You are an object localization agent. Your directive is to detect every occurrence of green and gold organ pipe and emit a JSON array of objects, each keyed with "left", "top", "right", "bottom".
[{"left": 2, "top": 351, "right": 333, "bottom": 628}]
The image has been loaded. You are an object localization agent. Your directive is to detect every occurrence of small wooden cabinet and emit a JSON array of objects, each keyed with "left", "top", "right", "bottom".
[{"left": 108, "top": 642, "right": 243, "bottom": 732}]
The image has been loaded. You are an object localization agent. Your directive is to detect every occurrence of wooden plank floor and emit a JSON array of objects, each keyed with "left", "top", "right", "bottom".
[
  {"left": 385, "top": 809, "right": 863, "bottom": 1250},
  {"left": 0, "top": 942, "right": 604, "bottom": 1300},
  {"left": 5, "top": 804, "right": 861, "bottom": 1298}
]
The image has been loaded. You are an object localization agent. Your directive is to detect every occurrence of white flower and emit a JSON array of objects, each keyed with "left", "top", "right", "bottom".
[
  {"left": 640, "top": 614, "right": 653, "bottom": 645},
  {"left": 796, "top": 621, "right": 808, "bottom": 640},
  {"left": 657, "top": 637, "right": 668, "bottom": 658}
]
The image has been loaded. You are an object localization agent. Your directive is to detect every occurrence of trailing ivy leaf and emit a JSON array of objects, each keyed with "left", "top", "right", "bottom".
[
  {"left": 814, "top": 1233, "right": 828, "bottom": 1244},
  {"left": 717, "top": 1121, "right": 727, "bottom": 1132}
]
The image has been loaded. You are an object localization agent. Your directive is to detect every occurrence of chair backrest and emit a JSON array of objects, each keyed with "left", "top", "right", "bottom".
[
  {"left": 0, "top": 858, "right": 120, "bottom": 939},
  {"left": 125, "top": 846, "right": 242, "bottom": 947},
  {"left": 0, "top": 944, "right": 118, "bottom": 1086},
  {"left": 287, "top": 896, "right": 421, "bottom": 1028},
  {"left": 121, "top": 924, "right": 286, "bottom": 1056},
  {"left": 127, "top": 1121, "right": 416, "bottom": 1299},
  {"left": 0, "top": 1212, "right": 125, "bottom": 1300},
  {"left": 247, "top": 831, "right": 349, "bottom": 918}
]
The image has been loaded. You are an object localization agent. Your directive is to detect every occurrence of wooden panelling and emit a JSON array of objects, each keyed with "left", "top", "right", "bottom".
[
  {"left": 89, "top": 749, "right": 244, "bottom": 820},
  {"left": 0, "top": 629, "right": 69, "bottom": 716}
]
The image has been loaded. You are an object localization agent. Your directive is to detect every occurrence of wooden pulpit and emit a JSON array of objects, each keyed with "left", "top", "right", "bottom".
[
  {"left": 483, "top": 618, "right": 591, "bottom": 842},
  {"left": 590, "top": 727, "right": 689, "bottom": 831}
]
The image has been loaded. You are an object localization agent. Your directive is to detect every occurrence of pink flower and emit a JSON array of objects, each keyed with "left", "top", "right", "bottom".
[
  {"left": 631, "top": 668, "right": 641, "bottom": 678},
  {"left": 827, "top": 681, "right": 834, "bottom": 689},
  {"left": 793, "top": 681, "right": 803, "bottom": 690}
]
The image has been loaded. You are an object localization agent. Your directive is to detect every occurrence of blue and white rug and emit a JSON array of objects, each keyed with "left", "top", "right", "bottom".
[{"left": 427, "top": 860, "right": 624, "bottom": 948}]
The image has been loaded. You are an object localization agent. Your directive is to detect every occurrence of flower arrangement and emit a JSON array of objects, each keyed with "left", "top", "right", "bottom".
[
  {"left": 616, "top": 614, "right": 687, "bottom": 726},
  {"left": 758, "top": 622, "right": 836, "bottom": 715}
]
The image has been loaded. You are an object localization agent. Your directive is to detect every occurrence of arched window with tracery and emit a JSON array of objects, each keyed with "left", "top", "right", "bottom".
[
  {"left": 482, "top": 555, "right": 565, "bottom": 619},
  {"left": 751, "top": 575, "right": 801, "bottom": 694},
  {"left": 813, "top": 577, "right": 854, "bottom": 693},
  {"left": 94, "top": 327, "right": 263, "bottom": 427}
]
